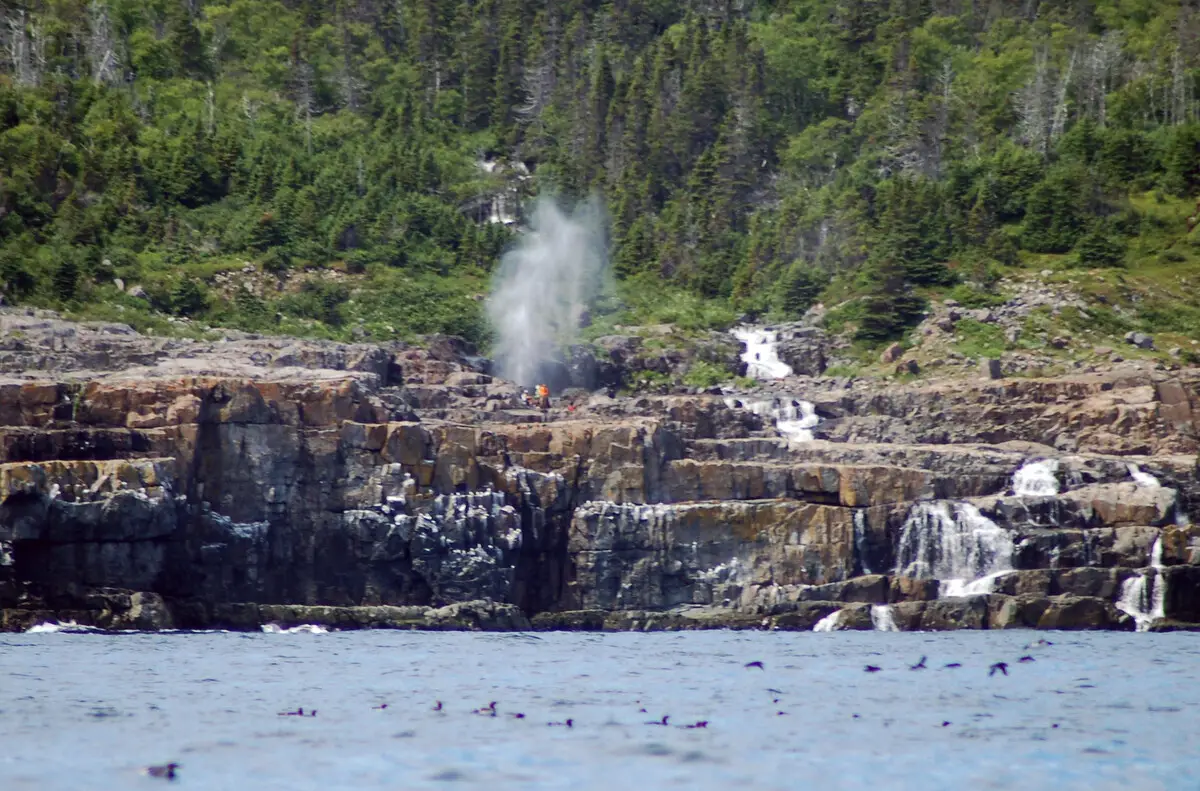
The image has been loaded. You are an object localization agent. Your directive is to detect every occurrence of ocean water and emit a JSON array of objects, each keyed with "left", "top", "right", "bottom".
[{"left": 2, "top": 630, "right": 1198, "bottom": 791}]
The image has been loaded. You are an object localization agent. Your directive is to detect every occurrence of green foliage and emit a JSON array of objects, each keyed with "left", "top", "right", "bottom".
[
  {"left": 1075, "top": 226, "right": 1127, "bottom": 268},
  {"left": 775, "top": 263, "right": 826, "bottom": 319},
  {"left": 952, "top": 318, "right": 1008, "bottom": 359},
  {"left": 0, "top": 1, "right": 1196, "bottom": 343},
  {"left": 172, "top": 278, "right": 209, "bottom": 317},
  {"left": 683, "top": 361, "right": 730, "bottom": 389},
  {"left": 853, "top": 257, "right": 926, "bottom": 344}
]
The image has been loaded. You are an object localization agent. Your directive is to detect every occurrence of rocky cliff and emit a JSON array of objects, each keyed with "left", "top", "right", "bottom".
[{"left": 1, "top": 309, "right": 1198, "bottom": 633}]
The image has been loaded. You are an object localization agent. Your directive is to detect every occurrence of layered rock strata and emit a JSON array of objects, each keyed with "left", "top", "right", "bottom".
[{"left": 1, "top": 309, "right": 1198, "bottom": 632}]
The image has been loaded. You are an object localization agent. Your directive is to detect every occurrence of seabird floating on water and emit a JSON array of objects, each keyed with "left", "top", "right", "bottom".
[{"left": 142, "top": 763, "right": 179, "bottom": 780}]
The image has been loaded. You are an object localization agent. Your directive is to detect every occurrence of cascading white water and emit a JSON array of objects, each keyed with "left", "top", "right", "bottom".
[
  {"left": 1115, "top": 536, "right": 1166, "bottom": 632},
  {"left": 895, "top": 502, "right": 1014, "bottom": 597},
  {"left": 743, "top": 398, "right": 820, "bottom": 443},
  {"left": 733, "top": 327, "right": 793, "bottom": 380},
  {"left": 1012, "top": 459, "right": 1060, "bottom": 497},
  {"left": 853, "top": 510, "right": 872, "bottom": 575},
  {"left": 870, "top": 605, "right": 899, "bottom": 632},
  {"left": 1127, "top": 464, "right": 1161, "bottom": 488},
  {"left": 812, "top": 610, "right": 843, "bottom": 632}
]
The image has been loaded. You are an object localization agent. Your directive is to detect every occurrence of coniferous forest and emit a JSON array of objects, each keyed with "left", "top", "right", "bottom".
[{"left": 2, "top": 1, "right": 1199, "bottom": 349}]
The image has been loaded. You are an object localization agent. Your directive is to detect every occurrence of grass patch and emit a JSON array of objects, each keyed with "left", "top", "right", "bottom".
[{"left": 952, "top": 318, "right": 1007, "bottom": 358}]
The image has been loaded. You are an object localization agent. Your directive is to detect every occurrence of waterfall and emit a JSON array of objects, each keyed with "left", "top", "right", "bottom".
[
  {"left": 1127, "top": 464, "right": 1161, "bottom": 488},
  {"left": 853, "top": 510, "right": 872, "bottom": 575},
  {"left": 870, "top": 605, "right": 899, "bottom": 632},
  {"left": 1012, "top": 459, "right": 1060, "bottom": 497},
  {"left": 733, "top": 326, "right": 793, "bottom": 380},
  {"left": 1115, "top": 536, "right": 1166, "bottom": 632},
  {"left": 742, "top": 398, "right": 820, "bottom": 443},
  {"left": 895, "top": 502, "right": 1014, "bottom": 597},
  {"left": 812, "top": 610, "right": 843, "bottom": 632}
]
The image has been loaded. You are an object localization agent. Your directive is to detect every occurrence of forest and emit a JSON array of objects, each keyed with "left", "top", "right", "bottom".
[{"left": 1, "top": 0, "right": 1199, "bottom": 348}]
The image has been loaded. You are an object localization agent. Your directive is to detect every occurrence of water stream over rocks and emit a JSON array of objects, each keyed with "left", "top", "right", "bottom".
[
  {"left": 732, "top": 326, "right": 793, "bottom": 380},
  {"left": 1116, "top": 537, "right": 1167, "bottom": 632},
  {"left": 894, "top": 502, "right": 1015, "bottom": 597},
  {"left": 1011, "top": 459, "right": 1060, "bottom": 497}
]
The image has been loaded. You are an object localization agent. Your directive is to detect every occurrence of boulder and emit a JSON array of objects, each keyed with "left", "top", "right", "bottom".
[
  {"left": 1035, "top": 595, "right": 1133, "bottom": 631},
  {"left": 880, "top": 343, "right": 904, "bottom": 364},
  {"left": 1124, "top": 331, "right": 1155, "bottom": 350}
]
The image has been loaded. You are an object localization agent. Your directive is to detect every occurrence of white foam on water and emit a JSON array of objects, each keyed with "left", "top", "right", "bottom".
[
  {"left": 1012, "top": 459, "right": 1060, "bottom": 497},
  {"left": 733, "top": 327, "right": 792, "bottom": 380},
  {"left": 1114, "top": 536, "right": 1166, "bottom": 632},
  {"left": 812, "top": 610, "right": 843, "bottom": 632},
  {"left": 261, "top": 624, "right": 330, "bottom": 634},
  {"left": 25, "top": 620, "right": 102, "bottom": 634},
  {"left": 1127, "top": 464, "right": 1161, "bottom": 488},
  {"left": 895, "top": 502, "right": 1014, "bottom": 599},
  {"left": 870, "top": 605, "right": 899, "bottom": 632}
]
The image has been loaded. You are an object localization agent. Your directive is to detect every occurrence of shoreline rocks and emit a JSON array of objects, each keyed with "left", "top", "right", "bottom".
[{"left": 1, "top": 309, "right": 1199, "bottom": 633}]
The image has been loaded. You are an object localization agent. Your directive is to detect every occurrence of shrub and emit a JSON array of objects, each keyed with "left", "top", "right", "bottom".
[
  {"left": 172, "top": 277, "right": 209, "bottom": 316},
  {"left": 1074, "top": 226, "right": 1126, "bottom": 268}
]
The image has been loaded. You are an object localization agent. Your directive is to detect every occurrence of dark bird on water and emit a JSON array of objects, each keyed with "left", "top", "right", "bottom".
[
  {"left": 474, "top": 701, "right": 498, "bottom": 716},
  {"left": 744, "top": 661, "right": 765, "bottom": 670},
  {"left": 683, "top": 721, "right": 709, "bottom": 729},
  {"left": 941, "top": 721, "right": 951, "bottom": 727},
  {"left": 143, "top": 763, "right": 179, "bottom": 780},
  {"left": 509, "top": 712, "right": 526, "bottom": 719},
  {"left": 432, "top": 701, "right": 443, "bottom": 712},
  {"left": 646, "top": 715, "right": 670, "bottom": 726},
  {"left": 944, "top": 663, "right": 962, "bottom": 669},
  {"left": 372, "top": 704, "right": 388, "bottom": 710},
  {"left": 910, "top": 656, "right": 927, "bottom": 670},
  {"left": 548, "top": 719, "right": 573, "bottom": 728},
  {"left": 278, "top": 707, "right": 315, "bottom": 717},
  {"left": 1019, "top": 655, "right": 1036, "bottom": 663},
  {"left": 989, "top": 662, "right": 1009, "bottom": 677},
  {"left": 864, "top": 665, "right": 882, "bottom": 673}
]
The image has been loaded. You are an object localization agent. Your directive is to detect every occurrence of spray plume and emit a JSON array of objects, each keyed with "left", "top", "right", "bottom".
[{"left": 487, "top": 196, "right": 607, "bottom": 386}]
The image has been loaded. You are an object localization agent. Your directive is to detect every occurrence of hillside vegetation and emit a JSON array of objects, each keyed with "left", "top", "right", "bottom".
[{"left": 1, "top": 1, "right": 1199, "bottom": 358}]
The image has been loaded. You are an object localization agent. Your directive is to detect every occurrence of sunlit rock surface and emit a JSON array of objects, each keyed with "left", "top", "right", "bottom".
[{"left": 1, "top": 309, "right": 1199, "bottom": 632}]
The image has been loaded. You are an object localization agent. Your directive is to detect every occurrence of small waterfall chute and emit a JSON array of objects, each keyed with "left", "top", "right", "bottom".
[
  {"left": 870, "top": 605, "right": 899, "bottom": 632},
  {"left": 1127, "top": 464, "right": 1161, "bottom": 489},
  {"left": 894, "top": 502, "right": 1014, "bottom": 597},
  {"left": 812, "top": 610, "right": 844, "bottom": 632},
  {"left": 1115, "top": 536, "right": 1166, "bottom": 632},
  {"left": 744, "top": 398, "right": 819, "bottom": 443},
  {"left": 1012, "top": 459, "right": 1060, "bottom": 497},
  {"left": 732, "top": 326, "right": 793, "bottom": 380}
]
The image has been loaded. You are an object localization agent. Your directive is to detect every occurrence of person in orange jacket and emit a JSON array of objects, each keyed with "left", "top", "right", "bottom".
[{"left": 536, "top": 383, "right": 550, "bottom": 411}]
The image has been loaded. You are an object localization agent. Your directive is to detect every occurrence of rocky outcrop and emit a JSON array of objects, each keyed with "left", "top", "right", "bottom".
[{"left": 1, "top": 308, "right": 1199, "bottom": 632}]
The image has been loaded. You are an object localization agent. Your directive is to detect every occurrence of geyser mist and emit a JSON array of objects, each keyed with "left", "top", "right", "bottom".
[{"left": 487, "top": 196, "right": 607, "bottom": 387}]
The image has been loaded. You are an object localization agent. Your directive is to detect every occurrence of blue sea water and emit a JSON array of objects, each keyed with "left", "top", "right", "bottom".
[{"left": 1, "top": 629, "right": 1198, "bottom": 791}]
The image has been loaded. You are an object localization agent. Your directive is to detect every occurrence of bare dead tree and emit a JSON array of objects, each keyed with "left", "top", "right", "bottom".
[
  {"left": 1049, "top": 50, "right": 1074, "bottom": 141},
  {"left": 87, "top": 0, "right": 120, "bottom": 86},
  {"left": 930, "top": 58, "right": 955, "bottom": 177},
  {"left": 3, "top": 9, "right": 42, "bottom": 87},
  {"left": 294, "top": 60, "right": 315, "bottom": 154},
  {"left": 204, "top": 81, "right": 215, "bottom": 136},
  {"left": 1015, "top": 50, "right": 1051, "bottom": 155}
]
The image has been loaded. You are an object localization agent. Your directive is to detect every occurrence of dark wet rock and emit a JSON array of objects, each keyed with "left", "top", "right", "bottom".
[{"left": 0, "top": 309, "right": 1199, "bottom": 632}]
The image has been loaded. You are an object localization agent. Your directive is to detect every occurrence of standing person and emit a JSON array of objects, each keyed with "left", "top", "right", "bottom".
[{"left": 537, "top": 383, "right": 550, "bottom": 418}]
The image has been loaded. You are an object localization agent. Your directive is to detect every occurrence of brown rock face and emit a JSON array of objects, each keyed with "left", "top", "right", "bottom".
[{"left": 1, "top": 310, "right": 1199, "bottom": 631}]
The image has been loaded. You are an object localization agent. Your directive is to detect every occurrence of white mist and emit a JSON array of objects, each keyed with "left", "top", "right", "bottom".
[{"left": 486, "top": 196, "right": 607, "bottom": 386}]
